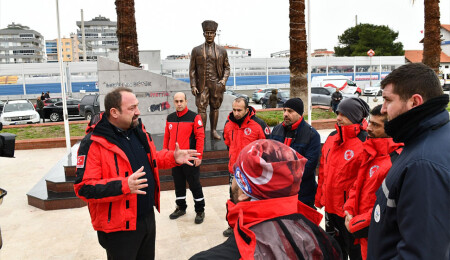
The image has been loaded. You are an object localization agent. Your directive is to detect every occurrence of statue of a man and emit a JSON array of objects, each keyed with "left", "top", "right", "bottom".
[{"left": 189, "top": 20, "right": 230, "bottom": 140}]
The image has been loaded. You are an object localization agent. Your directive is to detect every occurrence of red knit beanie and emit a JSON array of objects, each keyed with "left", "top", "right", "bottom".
[{"left": 233, "top": 139, "right": 307, "bottom": 200}]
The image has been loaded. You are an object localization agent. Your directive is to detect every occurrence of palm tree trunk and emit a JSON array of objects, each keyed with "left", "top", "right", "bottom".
[
  {"left": 115, "top": 0, "right": 140, "bottom": 67},
  {"left": 422, "top": 0, "right": 441, "bottom": 73},
  {"left": 289, "top": 0, "right": 309, "bottom": 111}
]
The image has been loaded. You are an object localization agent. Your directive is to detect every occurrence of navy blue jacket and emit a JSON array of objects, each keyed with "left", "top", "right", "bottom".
[
  {"left": 367, "top": 110, "right": 450, "bottom": 259},
  {"left": 270, "top": 119, "right": 321, "bottom": 206}
]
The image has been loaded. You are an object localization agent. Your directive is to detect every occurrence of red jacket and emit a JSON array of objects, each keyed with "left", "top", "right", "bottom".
[
  {"left": 343, "top": 138, "right": 402, "bottom": 259},
  {"left": 223, "top": 107, "right": 270, "bottom": 174},
  {"left": 163, "top": 107, "right": 204, "bottom": 159},
  {"left": 315, "top": 122, "right": 368, "bottom": 217},
  {"left": 74, "top": 117, "right": 177, "bottom": 233}
]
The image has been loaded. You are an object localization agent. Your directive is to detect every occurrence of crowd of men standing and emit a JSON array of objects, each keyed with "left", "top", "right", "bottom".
[{"left": 74, "top": 62, "right": 449, "bottom": 259}]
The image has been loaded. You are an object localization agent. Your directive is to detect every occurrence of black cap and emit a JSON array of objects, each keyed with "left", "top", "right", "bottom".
[
  {"left": 283, "top": 98, "right": 304, "bottom": 116},
  {"left": 336, "top": 97, "right": 370, "bottom": 124}
]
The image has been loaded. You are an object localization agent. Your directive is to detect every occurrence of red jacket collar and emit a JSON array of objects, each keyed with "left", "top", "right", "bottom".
[
  {"left": 334, "top": 120, "right": 367, "bottom": 143},
  {"left": 226, "top": 195, "right": 323, "bottom": 259},
  {"left": 282, "top": 116, "right": 303, "bottom": 130},
  {"left": 364, "top": 138, "right": 403, "bottom": 161},
  {"left": 176, "top": 107, "right": 188, "bottom": 117},
  {"left": 227, "top": 106, "right": 256, "bottom": 127}
]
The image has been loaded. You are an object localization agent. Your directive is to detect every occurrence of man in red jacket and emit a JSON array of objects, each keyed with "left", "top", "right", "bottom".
[
  {"left": 315, "top": 97, "right": 370, "bottom": 260},
  {"left": 164, "top": 92, "right": 206, "bottom": 224},
  {"left": 343, "top": 105, "right": 403, "bottom": 260},
  {"left": 190, "top": 140, "right": 342, "bottom": 259},
  {"left": 74, "top": 87, "right": 199, "bottom": 259},
  {"left": 222, "top": 97, "right": 270, "bottom": 236}
]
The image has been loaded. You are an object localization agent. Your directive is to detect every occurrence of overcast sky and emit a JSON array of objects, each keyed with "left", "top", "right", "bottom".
[{"left": 0, "top": 0, "right": 449, "bottom": 58}]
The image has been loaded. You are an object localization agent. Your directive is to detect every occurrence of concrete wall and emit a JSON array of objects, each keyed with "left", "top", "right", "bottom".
[{"left": 97, "top": 57, "right": 234, "bottom": 134}]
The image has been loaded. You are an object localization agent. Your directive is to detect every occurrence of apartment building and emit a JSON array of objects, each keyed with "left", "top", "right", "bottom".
[{"left": 0, "top": 23, "right": 45, "bottom": 64}]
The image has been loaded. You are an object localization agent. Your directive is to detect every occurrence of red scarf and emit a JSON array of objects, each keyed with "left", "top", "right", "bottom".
[
  {"left": 281, "top": 117, "right": 303, "bottom": 146},
  {"left": 226, "top": 195, "right": 323, "bottom": 260}
]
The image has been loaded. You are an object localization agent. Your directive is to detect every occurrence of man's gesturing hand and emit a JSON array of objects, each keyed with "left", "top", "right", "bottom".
[
  {"left": 128, "top": 166, "right": 148, "bottom": 194},
  {"left": 174, "top": 142, "right": 201, "bottom": 166}
]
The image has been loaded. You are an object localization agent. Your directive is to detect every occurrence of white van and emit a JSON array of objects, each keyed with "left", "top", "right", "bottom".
[{"left": 311, "top": 76, "right": 361, "bottom": 96}]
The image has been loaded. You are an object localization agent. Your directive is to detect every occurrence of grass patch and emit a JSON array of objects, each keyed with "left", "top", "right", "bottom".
[
  {"left": 256, "top": 109, "right": 336, "bottom": 126},
  {"left": 1, "top": 123, "right": 87, "bottom": 140}
]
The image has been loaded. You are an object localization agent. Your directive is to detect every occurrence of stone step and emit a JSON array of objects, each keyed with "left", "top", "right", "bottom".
[{"left": 160, "top": 171, "right": 229, "bottom": 191}]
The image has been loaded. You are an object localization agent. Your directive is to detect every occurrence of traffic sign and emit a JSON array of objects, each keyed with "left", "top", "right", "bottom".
[{"left": 367, "top": 49, "right": 375, "bottom": 57}]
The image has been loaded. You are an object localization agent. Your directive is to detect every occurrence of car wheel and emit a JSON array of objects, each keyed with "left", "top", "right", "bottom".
[
  {"left": 262, "top": 103, "right": 267, "bottom": 109},
  {"left": 85, "top": 112, "right": 93, "bottom": 122},
  {"left": 49, "top": 112, "right": 61, "bottom": 122}
]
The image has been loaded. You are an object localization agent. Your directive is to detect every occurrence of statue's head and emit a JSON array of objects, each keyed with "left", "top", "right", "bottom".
[{"left": 202, "top": 20, "right": 218, "bottom": 44}]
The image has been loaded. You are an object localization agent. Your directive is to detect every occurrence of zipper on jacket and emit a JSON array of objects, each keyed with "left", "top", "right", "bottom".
[
  {"left": 114, "top": 154, "right": 119, "bottom": 176},
  {"left": 325, "top": 149, "right": 331, "bottom": 163},
  {"left": 107, "top": 202, "right": 112, "bottom": 223},
  {"left": 232, "top": 130, "right": 234, "bottom": 141}
]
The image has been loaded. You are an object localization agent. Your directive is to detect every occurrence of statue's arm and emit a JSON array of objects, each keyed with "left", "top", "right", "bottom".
[
  {"left": 220, "top": 50, "right": 231, "bottom": 84},
  {"left": 189, "top": 48, "right": 199, "bottom": 95}
]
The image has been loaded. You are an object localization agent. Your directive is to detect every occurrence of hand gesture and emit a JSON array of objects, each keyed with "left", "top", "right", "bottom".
[
  {"left": 174, "top": 142, "right": 201, "bottom": 166},
  {"left": 191, "top": 87, "right": 199, "bottom": 96},
  {"left": 344, "top": 210, "right": 353, "bottom": 231},
  {"left": 194, "top": 159, "right": 202, "bottom": 167},
  {"left": 128, "top": 166, "right": 148, "bottom": 194}
]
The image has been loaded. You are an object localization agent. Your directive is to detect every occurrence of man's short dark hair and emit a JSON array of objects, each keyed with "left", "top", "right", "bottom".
[
  {"left": 370, "top": 104, "right": 387, "bottom": 123},
  {"left": 233, "top": 97, "right": 248, "bottom": 109},
  {"left": 381, "top": 63, "right": 443, "bottom": 102},
  {"left": 104, "top": 87, "right": 133, "bottom": 117}
]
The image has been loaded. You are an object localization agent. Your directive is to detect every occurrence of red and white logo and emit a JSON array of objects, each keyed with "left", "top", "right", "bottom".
[
  {"left": 264, "top": 127, "right": 270, "bottom": 135},
  {"left": 244, "top": 128, "right": 252, "bottom": 135},
  {"left": 369, "top": 165, "right": 380, "bottom": 177},
  {"left": 198, "top": 120, "right": 202, "bottom": 126},
  {"left": 77, "top": 155, "right": 86, "bottom": 169},
  {"left": 344, "top": 150, "right": 354, "bottom": 161},
  {"left": 169, "top": 124, "right": 172, "bottom": 130}
]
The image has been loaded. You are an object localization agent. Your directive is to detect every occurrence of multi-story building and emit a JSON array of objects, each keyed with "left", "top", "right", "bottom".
[
  {"left": 223, "top": 45, "right": 251, "bottom": 58},
  {"left": 46, "top": 37, "right": 75, "bottom": 63},
  {"left": 0, "top": 23, "right": 45, "bottom": 64},
  {"left": 76, "top": 15, "right": 118, "bottom": 61}
]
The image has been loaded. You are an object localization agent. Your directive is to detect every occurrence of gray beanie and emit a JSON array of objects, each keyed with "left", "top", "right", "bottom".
[{"left": 336, "top": 97, "right": 370, "bottom": 124}]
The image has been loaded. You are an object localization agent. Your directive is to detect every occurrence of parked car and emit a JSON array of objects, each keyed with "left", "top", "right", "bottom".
[
  {"left": 43, "top": 99, "right": 81, "bottom": 122},
  {"left": 261, "top": 90, "right": 290, "bottom": 109},
  {"left": 311, "top": 87, "right": 356, "bottom": 106},
  {"left": 363, "top": 82, "right": 382, "bottom": 96},
  {"left": 43, "top": 97, "right": 63, "bottom": 107},
  {"left": 79, "top": 94, "right": 100, "bottom": 121},
  {"left": 0, "top": 101, "right": 4, "bottom": 115},
  {"left": 0, "top": 100, "right": 40, "bottom": 125},
  {"left": 224, "top": 90, "right": 249, "bottom": 102},
  {"left": 252, "top": 88, "right": 276, "bottom": 104}
]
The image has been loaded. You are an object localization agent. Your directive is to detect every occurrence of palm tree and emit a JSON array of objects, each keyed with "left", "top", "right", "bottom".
[
  {"left": 115, "top": 0, "right": 140, "bottom": 67},
  {"left": 422, "top": 0, "right": 441, "bottom": 73},
  {"left": 289, "top": 0, "right": 309, "bottom": 110}
]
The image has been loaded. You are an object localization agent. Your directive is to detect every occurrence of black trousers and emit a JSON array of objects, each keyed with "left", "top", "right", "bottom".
[
  {"left": 172, "top": 164, "right": 205, "bottom": 212},
  {"left": 326, "top": 212, "right": 362, "bottom": 260},
  {"left": 97, "top": 209, "right": 156, "bottom": 260}
]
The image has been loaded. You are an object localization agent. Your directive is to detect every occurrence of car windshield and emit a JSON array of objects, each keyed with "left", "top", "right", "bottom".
[
  {"left": 4, "top": 103, "right": 34, "bottom": 112},
  {"left": 279, "top": 92, "right": 289, "bottom": 98}
]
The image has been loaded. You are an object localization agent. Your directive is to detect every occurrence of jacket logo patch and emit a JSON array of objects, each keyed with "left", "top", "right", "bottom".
[
  {"left": 344, "top": 150, "right": 354, "bottom": 161},
  {"left": 374, "top": 204, "right": 381, "bottom": 222},
  {"left": 244, "top": 128, "right": 252, "bottom": 135},
  {"left": 264, "top": 127, "right": 270, "bottom": 135},
  {"left": 169, "top": 124, "right": 173, "bottom": 130},
  {"left": 369, "top": 165, "right": 380, "bottom": 177},
  {"left": 76, "top": 155, "right": 86, "bottom": 168},
  {"left": 198, "top": 120, "right": 202, "bottom": 126},
  {"left": 234, "top": 167, "right": 252, "bottom": 195}
]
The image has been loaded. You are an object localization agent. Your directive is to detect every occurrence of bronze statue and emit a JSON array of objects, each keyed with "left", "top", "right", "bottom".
[{"left": 189, "top": 20, "right": 230, "bottom": 140}]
